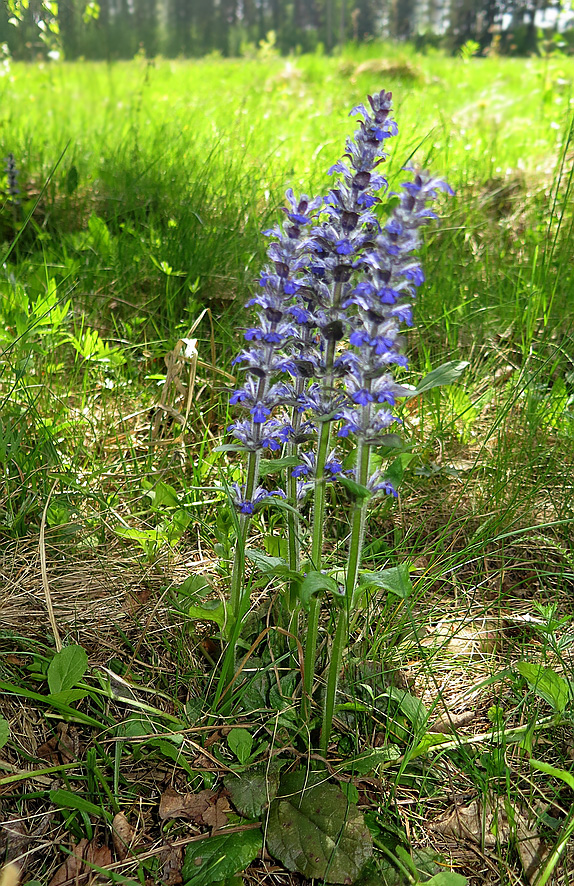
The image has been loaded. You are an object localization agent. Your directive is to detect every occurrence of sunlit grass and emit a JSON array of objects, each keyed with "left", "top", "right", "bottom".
[{"left": 0, "top": 46, "right": 573, "bottom": 885}]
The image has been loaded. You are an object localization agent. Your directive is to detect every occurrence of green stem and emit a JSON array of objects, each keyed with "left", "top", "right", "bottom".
[
  {"left": 229, "top": 448, "right": 260, "bottom": 618},
  {"left": 302, "top": 417, "right": 332, "bottom": 714},
  {"left": 322, "top": 430, "right": 371, "bottom": 755}
]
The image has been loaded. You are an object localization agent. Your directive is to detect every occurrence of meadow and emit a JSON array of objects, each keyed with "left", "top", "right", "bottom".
[{"left": 1, "top": 43, "right": 574, "bottom": 886}]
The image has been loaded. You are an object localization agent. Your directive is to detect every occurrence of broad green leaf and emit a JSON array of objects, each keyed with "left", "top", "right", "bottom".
[
  {"left": 186, "top": 600, "right": 227, "bottom": 629},
  {"left": 379, "top": 688, "right": 428, "bottom": 732},
  {"left": 177, "top": 574, "right": 212, "bottom": 597},
  {"left": 266, "top": 770, "right": 372, "bottom": 883},
  {"left": 245, "top": 549, "right": 287, "bottom": 573},
  {"left": 413, "top": 361, "right": 469, "bottom": 395},
  {"left": 263, "top": 535, "right": 289, "bottom": 559},
  {"left": 227, "top": 728, "right": 253, "bottom": 764},
  {"left": 409, "top": 732, "right": 451, "bottom": 759},
  {"left": 181, "top": 828, "right": 262, "bottom": 885},
  {"left": 426, "top": 874, "right": 468, "bottom": 885},
  {"left": 114, "top": 527, "right": 165, "bottom": 542},
  {"left": 338, "top": 475, "right": 372, "bottom": 501},
  {"left": 49, "top": 788, "right": 113, "bottom": 822},
  {"left": 258, "top": 456, "right": 300, "bottom": 477},
  {"left": 360, "top": 565, "right": 413, "bottom": 599},
  {"left": 338, "top": 745, "right": 401, "bottom": 775},
  {"left": 88, "top": 214, "right": 112, "bottom": 254},
  {"left": 516, "top": 661, "right": 570, "bottom": 713},
  {"left": 375, "top": 434, "right": 405, "bottom": 451},
  {"left": 47, "top": 645, "right": 88, "bottom": 694},
  {"left": 0, "top": 716, "right": 10, "bottom": 749},
  {"left": 225, "top": 763, "right": 281, "bottom": 817},
  {"left": 340, "top": 782, "right": 359, "bottom": 804},
  {"left": 530, "top": 758, "right": 574, "bottom": 791},
  {"left": 145, "top": 481, "right": 179, "bottom": 508},
  {"left": 384, "top": 453, "right": 415, "bottom": 488},
  {"left": 299, "top": 571, "right": 343, "bottom": 611},
  {"left": 46, "top": 689, "right": 89, "bottom": 705}
]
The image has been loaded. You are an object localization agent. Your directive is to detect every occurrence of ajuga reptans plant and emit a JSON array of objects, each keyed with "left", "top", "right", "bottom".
[{"left": 222, "top": 90, "right": 453, "bottom": 749}]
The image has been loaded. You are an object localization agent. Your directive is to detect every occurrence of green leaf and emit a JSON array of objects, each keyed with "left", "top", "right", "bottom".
[
  {"left": 227, "top": 728, "right": 253, "bottom": 765},
  {"left": 49, "top": 788, "right": 113, "bottom": 822},
  {"left": 266, "top": 771, "right": 372, "bottom": 883},
  {"left": 338, "top": 745, "right": 401, "bottom": 775},
  {"left": 177, "top": 574, "right": 212, "bottom": 598},
  {"left": 384, "top": 453, "right": 415, "bottom": 488},
  {"left": 338, "top": 475, "right": 372, "bottom": 501},
  {"left": 258, "top": 456, "right": 300, "bottom": 477},
  {"left": 181, "top": 828, "right": 262, "bottom": 885},
  {"left": 426, "top": 874, "right": 468, "bottom": 885},
  {"left": 0, "top": 716, "right": 10, "bottom": 749},
  {"left": 46, "top": 689, "right": 89, "bottom": 705},
  {"left": 340, "top": 782, "right": 359, "bottom": 804},
  {"left": 245, "top": 549, "right": 287, "bottom": 573},
  {"left": 413, "top": 361, "right": 469, "bottom": 395},
  {"left": 47, "top": 645, "right": 88, "bottom": 694},
  {"left": 299, "top": 571, "right": 342, "bottom": 611},
  {"left": 360, "top": 565, "right": 413, "bottom": 599},
  {"left": 88, "top": 213, "right": 112, "bottom": 255},
  {"left": 516, "top": 661, "right": 570, "bottom": 713},
  {"left": 409, "top": 732, "right": 450, "bottom": 759},
  {"left": 186, "top": 600, "right": 227, "bottom": 629},
  {"left": 379, "top": 688, "right": 428, "bottom": 732},
  {"left": 146, "top": 739, "right": 195, "bottom": 778},
  {"left": 145, "top": 481, "right": 179, "bottom": 508},
  {"left": 530, "top": 758, "right": 574, "bottom": 791},
  {"left": 0, "top": 680, "right": 107, "bottom": 729},
  {"left": 65, "top": 164, "right": 79, "bottom": 195},
  {"left": 375, "top": 434, "right": 405, "bottom": 451},
  {"left": 225, "top": 764, "right": 281, "bottom": 817}
]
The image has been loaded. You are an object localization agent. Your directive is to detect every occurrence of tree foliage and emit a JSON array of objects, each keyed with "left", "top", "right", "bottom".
[{"left": 0, "top": 0, "right": 571, "bottom": 59}]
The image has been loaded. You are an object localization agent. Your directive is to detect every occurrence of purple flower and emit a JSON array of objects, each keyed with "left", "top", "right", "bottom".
[{"left": 230, "top": 483, "right": 287, "bottom": 514}]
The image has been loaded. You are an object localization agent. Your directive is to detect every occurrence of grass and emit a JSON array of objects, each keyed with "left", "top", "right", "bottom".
[{"left": 0, "top": 43, "right": 574, "bottom": 886}]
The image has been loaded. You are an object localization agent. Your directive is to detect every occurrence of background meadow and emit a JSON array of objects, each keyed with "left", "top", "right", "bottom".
[{"left": 1, "top": 44, "right": 574, "bottom": 886}]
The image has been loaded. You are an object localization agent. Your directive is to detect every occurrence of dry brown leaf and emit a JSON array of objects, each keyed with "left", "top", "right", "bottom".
[
  {"left": 48, "top": 837, "right": 113, "bottom": 886},
  {"left": 434, "top": 795, "right": 546, "bottom": 882},
  {"left": 422, "top": 618, "right": 500, "bottom": 657},
  {"left": 0, "top": 819, "right": 27, "bottom": 863},
  {"left": 158, "top": 844, "right": 183, "bottom": 886},
  {"left": 429, "top": 711, "right": 476, "bottom": 734},
  {"left": 37, "top": 723, "right": 80, "bottom": 764},
  {"left": 516, "top": 818, "right": 546, "bottom": 885},
  {"left": 202, "top": 795, "right": 231, "bottom": 831},
  {"left": 159, "top": 786, "right": 214, "bottom": 822},
  {"left": 433, "top": 798, "right": 509, "bottom": 847},
  {"left": 112, "top": 812, "right": 135, "bottom": 860}
]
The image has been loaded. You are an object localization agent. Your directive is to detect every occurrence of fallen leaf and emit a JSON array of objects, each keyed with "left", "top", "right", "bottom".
[
  {"left": 0, "top": 819, "right": 27, "bottom": 863},
  {"left": 158, "top": 844, "right": 183, "bottom": 886},
  {"left": 429, "top": 711, "right": 476, "bottom": 734},
  {"left": 516, "top": 818, "right": 546, "bottom": 885},
  {"left": 422, "top": 618, "right": 500, "bottom": 657},
  {"left": 433, "top": 798, "right": 508, "bottom": 847},
  {"left": 159, "top": 787, "right": 213, "bottom": 822},
  {"left": 48, "top": 837, "right": 113, "bottom": 886},
  {"left": 37, "top": 723, "right": 80, "bottom": 764},
  {"left": 202, "top": 795, "right": 231, "bottom": 832},
  {"left": 434, "top": 794, "right": 546, "bottom": 882},
  {"left": 112, "top": 812, "right": 135, "bottom": 860}
]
